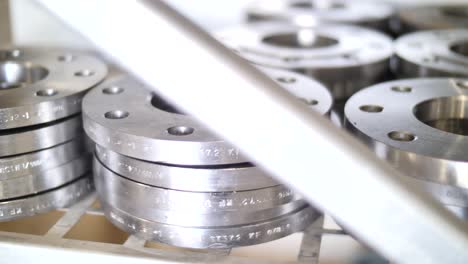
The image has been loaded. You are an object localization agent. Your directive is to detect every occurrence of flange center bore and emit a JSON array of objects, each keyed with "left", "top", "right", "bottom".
[
  {"left": 262, "top": 30, "right": 338, "bottom": 49},
  {"left": 414, "top": 95, "right": 468, "bottom": 136},
  {"left": 291, "top": 1, "right": 345, "bottom": 10},
  {"left": 0, "top": 61, "right": 48, "bottom": 89}
]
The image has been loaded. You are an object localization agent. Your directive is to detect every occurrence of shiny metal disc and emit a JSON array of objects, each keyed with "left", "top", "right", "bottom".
[
  {"left": 102, "top": 201, "right": 317, "bottom": 249},
  {"left": 218, "top": 22, "right": 392, "bottom": 99},
  {"left": 247, "top": 0, "right": 395, "bottom": 32},
  {"left": 0, "top": 47, "right": 107, "bottom": 130},
  {"left": 345, "top": 78, "right": 468, "bottom": 205},
  {"left": 0, "top": 155, "right": 90, "bottom": 200},
  {"left": 94, "top": 159, "right": 301, "bottom": 213},
  {"left": 0, "top": 115, "right": 82, "bottom": 157},
  {"left": 95, "top": 145, "right": 278, "bottom": 191},
  {"left": 0, "top": 175, "right": 93, "bottom": 222},
  {"left": 398, "top": 5, "right": 468, "bottom": 32},
  {"left": 394, "top": 29, "right": 468, "bottom": 78},
  {"left": 84, "top": 69, "right": 331, "bottom": 165},
  {"left": 0, "top": 137, "right": 88, "bottom": 179}
]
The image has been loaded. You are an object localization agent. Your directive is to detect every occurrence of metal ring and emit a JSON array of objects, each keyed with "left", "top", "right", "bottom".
[
  {"left": 394, "top": 29, "right": 468, "bottom": 78},
  {"left": 0, "top": 47, "right": 107, "bottom": 130},
  {"left": 98, "top": 180, "right": 307, "bottom": 226},
  {"left": 218, "top": 22, "right": 393, "bottom": 99},
  {"left": 0, "top": 137, "right": 88, "bottom": 180},
  {"left": 0, "top": 155, "right": 90, "bottom": 200},
  {"left": 344, "top": 78, "right": 468, "bottom": 198},
  {"left": 95, "top": 145, "right": 278, "bottom": 192},
  {"left": 398, "top": 5, "right": 468, "bottom": 32},
  {"left": 0, "top": 115, "right": 83, "bottom": 157},
  {"left": 102, "top": 201, "right": 317, "bottom": 249},
  {"left": 0, "top": 175, "right": 93, "bottom": 222},
  {"left": 246, "top": 0, "right": 395, "bottom": 32},
  {"left": 94, "top": 158, "right": 301, "bottom": 213},
  {"left": 83, "top": 69, "right": 331, "bottom": 165}
]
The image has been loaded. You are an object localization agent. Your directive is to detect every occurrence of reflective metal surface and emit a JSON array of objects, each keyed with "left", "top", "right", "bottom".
[
  {"left": 218, "top": 22, "right": 392, "bottom": 99},
  {"left": 246, "top": 0, "right": 395, "bottom": 32},
  {"left": 398, "top": 5, "right": 468, "bottom": 33},
  {"left": 84, "top": 70, "right": 331, "bottom": 165},
  {"left": 102, "top": 201, "right": 317, "bottom": 249},
  {"left": 94, "top": 159, "right": 301, "bottom": 213},
  {"left": 0, "top": 175, "right": 92, "bottom": 221},
  {"left": 95, "top": 145, "right": 278, "bottom": 192},
  {"left": 0, "top": 155, "right": 89, "bottom": 200},
  {"left": 0, "top": 47, "right": 107, "bottom": 130},
  {"left": 345, "top": 78, "right": 468, "bottom": 213},
  {"left": 394, "top": 29, "right": 468, "bottom": 78}
]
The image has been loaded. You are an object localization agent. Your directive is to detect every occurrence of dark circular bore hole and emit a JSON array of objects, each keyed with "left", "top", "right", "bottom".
[
  {"left": 299, "top": 98, "right": 318, "bottom": 105},
  {"left": 36, "top": 89, "right": 58, "bottom": 97},
  {"left": 291, "top": 1, "right": 345, "bottom": 9},
  {"left": 104, "top": 110, "right": 129, "bottom": 119},
  {"left": 58, "top": 54, "right": 75, "bottom": 62},
  {"left": 102, "top": 86, "right": 124, "bottom": 95},
  {"left": 0, "top": 62, "right": 48, "bottom": 90},
  {"left": 276, "top": 76, "right": 297, "bottom": 83},
  {"left": 262, "top": 30, "right": 338, "bottom": 49},
  {"left": 167, "top": 126, "right": 194, "bottom": 136},
  {"left": 414, "top": 95, "right": 468, "bottom": 136},
  {"left": 150, "top": 93, "right": 184, "bottom": 115},
  {"left": 388, "top": 131, "right": 416, "bottom": 142},
  {"left": 359, "top": 105, "right": 383, "bottom": 113},
  {"left": 391, "top": 86, "right": 412, "bottom": 93},
  {"left": 456, "top": 80, "right": 468, "bottom": 89},
  {"left": 75, "top": 69, "right": 94, "bottom": 77},
  {"left": 450, "top": 41, "right": 468, "bottom": 58},
  {"left": 442, "top": 7, "right": 468, "bottom": 18}
]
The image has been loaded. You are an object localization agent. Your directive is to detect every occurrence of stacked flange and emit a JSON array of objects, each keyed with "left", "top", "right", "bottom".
[
  {"left": 345, "top": 78, "right": 468, "bottom": 219},
  {"left": 394, "top": 29, "right": 468, "bottom": 78},
  {"left": 85, "top": 67, "right": 332, "bottom": 249},
  {"left": 246, "top": 0, "right": 395, "bottom": 33},
  {"left": 218, "top": 22, "right": 393, "bottom": 101},
  {"left": 397, "top": 5, "right": 468, "bottom": 33},
  {"left": 0, "top": 47, "right": 107, "bottom": 221}
]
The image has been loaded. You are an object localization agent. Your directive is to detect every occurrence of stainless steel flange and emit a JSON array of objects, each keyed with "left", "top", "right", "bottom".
[
  {"left": 394, "top": 29, "right": 468, "bottom": 78},
  {"left": 218, "top": 22, "right": 393, "bottom": 99},
  {"left": 398, "top": 5, "right": 468, "bottom": 32},
  {"left": 0, "top": 47, "right": 107, "bottom": 130},
  {"left": 102, "top": 201, "right": 317, "bottom": 249},
  {"left": 0, "top": 155, "right": 89, "bottom": 200},
  {"left": 0, "top": 137, "right": 88, "bottom": 179},
  {"left": 246, "top": 0, "right": 395, "bottom": 32},
  {"left": 345, "top": 78, "right": 468, "bottom": 210},
  {"left": 95, "top": 145, "right": 278, "bottom": 192},
  {"left": 0, "top": 115, "right": 82, "bottom": 157},
  {"left": 94, "top": 159, "right": 300, "bottom": 213},
  {"left": 0, "top": 175, "right": 92, "bottom": 222},
  {"left": 83, "top": 69, "right": 331, "bottom": 165}
]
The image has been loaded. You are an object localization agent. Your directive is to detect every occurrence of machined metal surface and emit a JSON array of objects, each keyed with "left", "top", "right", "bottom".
[
  {"left": 345, "top": 78, "right": 468, "bottom": 211},
  {"left": 94, "top": 159, "right": 300, "bottom": 213},
  {"left": 218, "top": 22, "right": 392, "bottom": 99},
  {"left": 0, "top": 155, "right": 89, "bottom": 200},
  {"left": 0, "top": 137, "right": 88, "bottom": 179},
  {"left": 84, "top": 70, "right": 331, "bottom": 165},
  {"left": 39, "top": 0, "right": 468, "bottom": 262},
  {"left": 398, "top": 5, "right": 468, "bottom": 33},
  {"left": 0, "top": 175, "right": 92, "bottom": 221},
  {"left": 103, "top": 201, "right": 316, "bottom": 249},
  {"left": 95, "top": 145, "right": 278, "bottom": 192},
  {"left": 0, "top": 115, "right": 82, "bottom": 157},
  {"left": 394, "top": 29, "right": 468, "bottom": 78},
  {"left": 246, "top": 0, "right": 395, "bottom": 32},
  {"left": 0, "top": 47, "right": 107, "bottom": 130}
]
